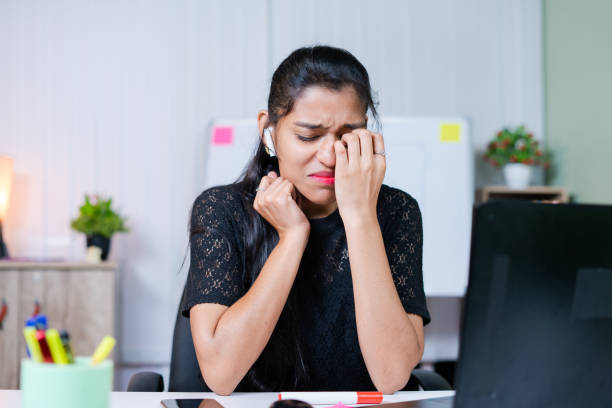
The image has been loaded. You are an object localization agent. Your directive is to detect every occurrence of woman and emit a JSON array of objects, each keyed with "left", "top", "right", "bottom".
[{"left": 181, "top": 45, "right": 430, "bottom": 395}]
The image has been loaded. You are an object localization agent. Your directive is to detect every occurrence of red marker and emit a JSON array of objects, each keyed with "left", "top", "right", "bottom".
[
  {"left": 35, "top": 329, "right": 54, "bottom": 363},
  {"left": 278, "top": 391, "right": 383, "bottom": 405}
]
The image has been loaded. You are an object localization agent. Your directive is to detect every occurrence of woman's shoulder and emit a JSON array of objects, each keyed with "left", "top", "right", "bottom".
[
  {"left": 191, "top": 183, "right": 248, "bottom": 229},
  {"left": 193, "top": 183, "right": 244, "bottom": 207},
  {"left": 378, "top": 184, "right": 420, "bottom": 212},
  {"left": 376, "top": 184, "right": 422, "bottom": 230}
]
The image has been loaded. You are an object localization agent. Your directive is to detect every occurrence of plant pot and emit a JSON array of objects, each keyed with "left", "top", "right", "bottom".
[
  {"left": 503, "top": 163, "right": 532, "bottom": 189},
  {"left": 86, "top": 235, "right": 111, "bottom": 261}
]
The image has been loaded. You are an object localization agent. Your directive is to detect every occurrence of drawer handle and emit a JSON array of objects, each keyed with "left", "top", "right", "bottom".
[
  {"left": 32, "top": 300, "right": 40, "bottom": 317},
  {"left": 0, "top": 298, "right": 7, "bottom": 330}
]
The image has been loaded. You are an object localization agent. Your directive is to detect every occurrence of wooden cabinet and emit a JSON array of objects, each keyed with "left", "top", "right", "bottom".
[
  {"left": 0, "top": 270, "right": 19, "bottom": 389},
  {"left": 0, "top": 262, "right": 116, "bottom": 389}
]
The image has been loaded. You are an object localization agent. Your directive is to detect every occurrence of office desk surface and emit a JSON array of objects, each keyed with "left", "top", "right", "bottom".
[{"left": 0, "top": 390, "right": 455, "bottom": 407}]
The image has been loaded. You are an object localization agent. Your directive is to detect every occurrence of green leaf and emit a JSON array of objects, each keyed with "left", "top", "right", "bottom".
[
  {"left": 483, "top": 125, "right": 548, "bottom": 168},
  {"left": 70, "top": 195, "right": 130, "bottom": 237}
]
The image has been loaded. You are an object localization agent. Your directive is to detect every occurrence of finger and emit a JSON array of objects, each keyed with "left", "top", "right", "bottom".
[
  {"left": 334, "top": 140, "right": 348, "bottom": 170},
  {"left": 372, "top": 132, "right": 385, "bottom": 157},
  {"left": 265, "top": 176, "right": 286, "bottom": 197},
  {"left": 258, "top": 176, "right": 280, "bottom": 204},
  {"left": 257, "top": 176, "right": 272, "bottom": 193},
  {"left": 254, "top": 176, "right": 272, "bottom": 209},
  {"left": 278, "top": 179, "right": 295, "bottom": 200},
  {"left": 266, "top": 179, "right": 292, "bottom": 208},
  {"left": 268, "top": 171, "right": 278, "bottom": 179},
  {"left": 342, "top": 133, "right": 361, "bottom": 167},
  {"left": 356, "top": 130, "right": 374, "bottom": 165}
]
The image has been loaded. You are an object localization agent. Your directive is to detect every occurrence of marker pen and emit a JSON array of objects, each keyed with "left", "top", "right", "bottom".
[
  {"left": 45, "top": 329, "right": 70, "bottom": 364},
  {"left": 91, "top": 335, "right": 116, "bottom": 365},
  {"left": 35, "top": 329, "right": 54, "bottom": 363},
  {"left": 23, "top": 327, "right": 44, "bottom": 363},
  {"left": 278, "top": 392, "right": 384, "bottom": 405},
  {"left": 59, "top": 330, "right": 75, "bottom": 364}
]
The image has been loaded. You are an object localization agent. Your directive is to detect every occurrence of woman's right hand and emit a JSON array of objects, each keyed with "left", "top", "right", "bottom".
[{"left": 254, "top": 171, "right": 310, "bottom": 240}]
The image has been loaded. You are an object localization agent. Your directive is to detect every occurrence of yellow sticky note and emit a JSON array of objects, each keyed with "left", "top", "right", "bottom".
[{"left": 440, "top": 123, "right": 461, "bottom": 142}]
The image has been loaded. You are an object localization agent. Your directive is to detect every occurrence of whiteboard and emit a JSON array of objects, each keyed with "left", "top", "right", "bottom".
[{"left": 204, "top": 117, "right": 473, "bottom": 296}]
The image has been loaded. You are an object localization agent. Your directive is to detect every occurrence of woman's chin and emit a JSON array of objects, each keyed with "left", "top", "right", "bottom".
[{"left": 301, "top": 188, "right": 336, "bottom": 206}]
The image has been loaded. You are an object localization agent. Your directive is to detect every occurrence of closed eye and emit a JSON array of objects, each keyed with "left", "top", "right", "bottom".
[
  {"left": 297, "top": 130, "right": 355, "bottom": 142},
  {"left": 297, "top": 134, "right": 319, "bottom": 142}
]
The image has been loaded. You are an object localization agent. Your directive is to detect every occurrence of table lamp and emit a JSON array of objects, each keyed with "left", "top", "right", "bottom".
[{"left": 0, "top": 155, "right": 13, "bottom": 258}]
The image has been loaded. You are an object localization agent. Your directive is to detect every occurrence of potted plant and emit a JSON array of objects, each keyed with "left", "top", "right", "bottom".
[
  {"left": 483, "top": 125, "right": 549, "bottom": 188},
  {"left": 70, "top": 195, "right": 129, "bottom": 260}
]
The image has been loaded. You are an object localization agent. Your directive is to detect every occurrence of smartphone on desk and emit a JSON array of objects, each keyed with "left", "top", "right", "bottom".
[{"left": 161, "top": 399, "right": 224, "bottom": 408}]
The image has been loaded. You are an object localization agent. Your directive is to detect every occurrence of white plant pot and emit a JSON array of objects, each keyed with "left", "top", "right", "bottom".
[{"left": 503, "top": 163, "right": 532, "bottom": 188}]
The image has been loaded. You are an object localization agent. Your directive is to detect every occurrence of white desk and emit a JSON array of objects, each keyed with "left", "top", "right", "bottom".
[{"left": 0, "top": 390, "right": 455, "bottom": 407}]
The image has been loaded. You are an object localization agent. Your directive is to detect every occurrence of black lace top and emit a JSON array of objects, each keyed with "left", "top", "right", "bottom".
[{"left": 181, "top": 183, "right": 430, "bottom": 391}]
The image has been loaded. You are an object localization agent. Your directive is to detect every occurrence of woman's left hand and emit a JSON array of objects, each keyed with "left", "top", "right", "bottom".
[{"left": 334, "top": 129, "right": 386, "bottom": 223}]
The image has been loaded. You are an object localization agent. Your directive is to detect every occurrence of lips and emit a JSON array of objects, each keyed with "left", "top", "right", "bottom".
[{"left": 309, "top": 172, "right": 335, "bottom": 185}]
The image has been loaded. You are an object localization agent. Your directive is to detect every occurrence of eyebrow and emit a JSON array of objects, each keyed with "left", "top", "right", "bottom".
[{"left": 294, "top": 121, "right": 367, "bottom": 130}]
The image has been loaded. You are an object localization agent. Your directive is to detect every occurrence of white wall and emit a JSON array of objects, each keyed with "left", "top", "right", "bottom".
[{"left": 0, "top": 0, "right": 543, "bottom": 368}]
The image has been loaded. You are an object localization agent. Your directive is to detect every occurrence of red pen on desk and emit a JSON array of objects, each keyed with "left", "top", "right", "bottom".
[{"left": 278, "top": 392, "right": 384, "bottom": 405}]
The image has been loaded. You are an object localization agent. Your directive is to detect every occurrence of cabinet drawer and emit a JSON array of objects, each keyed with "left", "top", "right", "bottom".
[
  {"left": 65, "top": 270, "right": 114, "bottom": 358},
  {"left": 0, "top": 271, "right": 20, "bottom": 389},
  {"left": 18, "top": 271, "right": 70, "bottom": 359}
]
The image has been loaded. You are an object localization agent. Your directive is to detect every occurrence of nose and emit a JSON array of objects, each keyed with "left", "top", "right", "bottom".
[{"left": 315, "top": 134, "right": 336, "bottom": 168}]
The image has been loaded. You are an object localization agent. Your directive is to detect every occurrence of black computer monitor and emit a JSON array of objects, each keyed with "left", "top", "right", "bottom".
[{"left": 455, "top": 201, "right": 612, "bottom": 408}]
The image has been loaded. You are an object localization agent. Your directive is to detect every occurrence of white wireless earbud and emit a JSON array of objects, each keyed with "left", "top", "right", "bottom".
[{"left": 263, "top": 127, "right": 276, "bottom": 157}]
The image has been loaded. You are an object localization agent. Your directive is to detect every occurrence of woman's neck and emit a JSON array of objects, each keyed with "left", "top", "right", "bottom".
[{"left": 301, "top": 199, "right": 338, "bottom": 219}]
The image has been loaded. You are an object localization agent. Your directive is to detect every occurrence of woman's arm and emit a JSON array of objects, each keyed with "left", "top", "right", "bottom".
[
  {"left": 190, "top": 172, "right": 310, "bottom": 395},
  {"left": 334, "top": 130, "right": 424, "bottom": 394},
  {"left": 190, "top": 229, "right": 308, "bottom": 395},
  {"left": 344, "top": 216, "right": 424, "bottom": 394}
]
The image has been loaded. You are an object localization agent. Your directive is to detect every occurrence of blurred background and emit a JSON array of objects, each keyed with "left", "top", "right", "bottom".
[{"left": 1, "top": 0, "right": 611, "bottom": 391}]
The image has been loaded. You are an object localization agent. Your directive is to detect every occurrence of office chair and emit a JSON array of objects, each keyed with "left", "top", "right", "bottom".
[{"left": 127, "top": 288, "right": 452, "bottom": 392}]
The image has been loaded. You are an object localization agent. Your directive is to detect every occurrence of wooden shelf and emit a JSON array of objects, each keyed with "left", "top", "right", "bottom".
[{"left": 476, "top": 186, "right": 570, "bottom": 204}]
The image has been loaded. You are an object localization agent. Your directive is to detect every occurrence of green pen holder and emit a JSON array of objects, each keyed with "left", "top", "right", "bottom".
[{"left": 20, "top": 356, "right": 113, "bottom": 408}]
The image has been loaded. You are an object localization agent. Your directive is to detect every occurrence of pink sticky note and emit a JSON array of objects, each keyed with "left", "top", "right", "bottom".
[{"left": 212, "top": 126, "right": 234, "bottom": 145}]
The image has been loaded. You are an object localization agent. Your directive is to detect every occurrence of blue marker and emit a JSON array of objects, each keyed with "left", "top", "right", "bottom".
[
  {"left": 24, "top": 314, "right": 48, "bottom": 357},
  {"left": 35, "top": 314, "right": 47, "bottom": 330},
  {"left": 25, "top": 314, "right": 47, "bottom": 330}
]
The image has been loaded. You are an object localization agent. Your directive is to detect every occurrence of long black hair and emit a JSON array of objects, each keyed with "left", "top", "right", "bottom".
[{"left": 204, "top": 45, "right": 379, "bottom": 391}]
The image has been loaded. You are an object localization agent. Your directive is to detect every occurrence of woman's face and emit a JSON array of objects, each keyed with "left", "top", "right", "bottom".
[{"left": 260, "top": 85, "right": 367, "bottom": 218}]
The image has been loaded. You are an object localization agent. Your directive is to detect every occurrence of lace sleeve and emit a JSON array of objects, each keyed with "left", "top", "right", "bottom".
[
  {"left": 181, "top": 187, "right": 245, "bottom": 317},
  {"left": 382, "top": 188, "right": 431, "bottom": 325}
]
